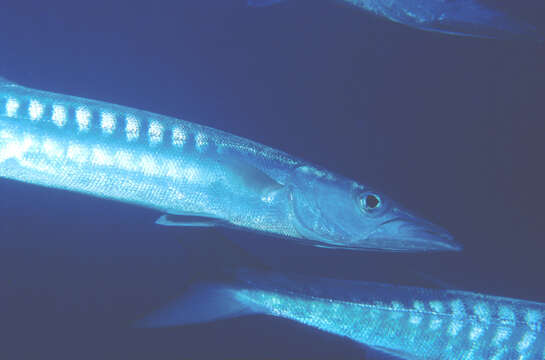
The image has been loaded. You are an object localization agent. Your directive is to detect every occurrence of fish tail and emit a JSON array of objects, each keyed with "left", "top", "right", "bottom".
[{"left": 134, "top": 283, "right": 260, "bottom": 328}]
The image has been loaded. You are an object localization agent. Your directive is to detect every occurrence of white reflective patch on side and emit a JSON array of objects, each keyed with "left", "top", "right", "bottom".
[
  {"left": 91, "top": 147, "right": 113, "bottom": 166},
  {"left": 76, "top": 107, "right": 91, "bottom": 132},
  {"left": 6, "top": 98, "right": 19, "bottom": 117},
  {"left": 448, "top": 319, "right": 463, "bottom": 336},
  {"left": 28, "top": 100, "right": 44, "bottom": 121},
  {"left": 140, "top": 154, "right": 160, "bottom": 175},
  {"left": 391, "top": 301, "right": 404, "bottom": 310},
  {"left": 498, "top": 306, "right": 516, "bottom": 326},
  {"left": 21, "top": 134, "right": 36, "bottom": 152},
  {"left": 0, "top": 140, "right": 20, "bottom": 162},
  {"left": 172, "top": 126, "right": 187, "bottom": 147},
  {"left": 493, "top": 326, "right": 512, "bottom": 346},
  {"left": 429, "top": 301, "right": 444, "bottom": 313},
  {"left": 115, "top": 150, "right": 136, "bottom": 171},
  {"left": 409, "top": 301, "right": 425, "bottom": 325},
  {"left": 52, "top": 105, "right": 67, "bottom": 127},
  {"left": 469, "top": 325, "right": 484, "bottom": 341},
  {"left": 462, "top": 349, "right": 476, "bottom": 360},
  {"left": 165, "top": 160, "right": 182, "bottom": 178},
  {"left": 67, "top": 144, "right": 88, "bottom": 164},
  {"left": 148, "top": 120, "right": 163, "bottom": 145},
  {"left": 101, "top": 112, "right": 116, "bottom": 135},
  {"left": 409, "top": 313, "right": 423, "bottom": 325},
  {"left": 413, "top": 301, "right": 425, "bottom": 312},
  {"left": 517, "top": 331, "right": 536, "bottom": 353},
  {"left": 525, "top": 309, "right": 542, "bottom": 332},
  {"left": 195, "top": 132, "right": 208, "bottom": 151},
  {"left": 0, "top": 129, "right": 13, "bottom": 139},
  {"left": 389, "top": 301, "right": 404, "bottom": 319},
  {"left": 429, "top": 317, "right": 442, "bottom": 330},
  {"left": 42, "top": 139, "right": 64, "bottom": 158},
  {"left": 125, "top": 115, "right": 140, "bottom": 141},
  {"left": 179, "top": 166, "right": 199, "bottom": 183},
  {"left": 490, "top": 348, "right": 507, "bottom": 360},
  {"left": 0, "top": 132, "right": 36, "bottom": 162},
  {"left": 450, "top": 300, "right": 465, "bottom": 317},
  {"left": 474, "top": 303, "right": 491, "bottom": 323}
]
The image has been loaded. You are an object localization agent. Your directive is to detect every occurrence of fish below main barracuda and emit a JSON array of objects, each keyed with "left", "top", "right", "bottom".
[
  {"left": 249, "top": 0, "right": 539, "bottom": 40},
  {"left": 140, "top": 270, "right": 545, "bottom": 360},
  {"left": 0, "top": 77, "right": 457, "bottom": 251}
]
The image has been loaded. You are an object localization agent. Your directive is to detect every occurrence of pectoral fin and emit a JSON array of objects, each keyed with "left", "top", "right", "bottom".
[
  {"left": 220, "top": 157, "right": 284, "bottom": 200},
  {"left": 156, "top": 159, "right": 284, "bottom": 228},
  {"left": 156, "top": 214, "right": 228, "bottom": 228}
]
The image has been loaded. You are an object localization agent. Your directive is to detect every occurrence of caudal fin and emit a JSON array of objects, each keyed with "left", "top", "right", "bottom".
[{"left": 135, "top": 284, "right": 257, "bottom": 328}]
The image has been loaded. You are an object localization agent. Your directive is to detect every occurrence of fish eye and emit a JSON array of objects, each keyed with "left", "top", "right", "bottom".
[{"left": 359, "top": 192, "right": 382, "bottom": 212}]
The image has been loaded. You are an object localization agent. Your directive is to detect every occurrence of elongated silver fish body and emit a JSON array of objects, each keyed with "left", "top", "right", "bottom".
[
  {"left": 0, "top": 78, "right": 299, "bottom": 235},
  {"left": 0, "top": 77, "right": 456, "bottom": 251},
  {"left": 236, "top": 276, "right": 545, "bottom": 359},
  {"left": 144, "top": 271, "right": 545, "bottom": 360}
]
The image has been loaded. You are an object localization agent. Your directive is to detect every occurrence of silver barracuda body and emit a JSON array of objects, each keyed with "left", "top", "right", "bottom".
[
  {"left": 0, "top": 77, "right": 456, "bottom": 251},
  {"left": 142, "top": 270, "right": 545, "bottom": 360}
]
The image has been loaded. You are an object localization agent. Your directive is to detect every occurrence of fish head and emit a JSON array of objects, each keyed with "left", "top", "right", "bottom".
[{"left": 289, "top": 166, "right": 459, "bottom": 252}]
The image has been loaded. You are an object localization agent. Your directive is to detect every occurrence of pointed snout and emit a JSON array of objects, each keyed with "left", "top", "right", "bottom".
[
  {"left": 366, "top": 208, "right": 460, "bottom": 252},
  {"left": 395, "top": 218, "right": 459, "bottom": 251}
]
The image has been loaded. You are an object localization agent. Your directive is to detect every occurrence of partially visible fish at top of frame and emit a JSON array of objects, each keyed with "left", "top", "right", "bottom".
[
  {"left": 138, "top": 268, "right": 545, "bottom": 359},
  {"left": 249, "top": 0, "right": 542, "bottom": 40},
  {"left": 0, "top": 77, "right": 458, "bottom": 252}
]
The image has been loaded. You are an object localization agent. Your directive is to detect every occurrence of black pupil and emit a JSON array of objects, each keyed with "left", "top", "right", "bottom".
[{"left": 365, "top": 194, "right": 380, "bottom": 209}]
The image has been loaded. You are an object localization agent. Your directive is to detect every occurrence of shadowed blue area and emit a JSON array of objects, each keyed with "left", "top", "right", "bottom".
[{"left": 0, "top": 0, "right": 544, "bottom": 359}]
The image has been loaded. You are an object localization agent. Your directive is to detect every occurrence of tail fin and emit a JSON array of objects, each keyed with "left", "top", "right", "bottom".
[{"left": 135, "top": 284, "right": 258, "bottom": 328}]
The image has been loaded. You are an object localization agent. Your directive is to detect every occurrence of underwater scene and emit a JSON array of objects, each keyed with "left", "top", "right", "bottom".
[{"left": 0, "top": 0, "right": 544, "bottom": 359}]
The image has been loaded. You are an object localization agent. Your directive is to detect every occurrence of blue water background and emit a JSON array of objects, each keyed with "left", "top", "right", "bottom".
[{"left": 0, "top": 0, "right": 544, "bottom": 358}]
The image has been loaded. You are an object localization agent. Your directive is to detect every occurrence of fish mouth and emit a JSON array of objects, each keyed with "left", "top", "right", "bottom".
[{"left": 366, "top": 210, "right": 460, "bottom": 252}]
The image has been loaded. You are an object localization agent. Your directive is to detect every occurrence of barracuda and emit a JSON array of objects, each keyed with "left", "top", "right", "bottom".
[
  {"left": 141, "top": 270, "right": 545, "bottom": 360},
  {"left": 0, "top": 77, "right": 456, "bottom": 251}
]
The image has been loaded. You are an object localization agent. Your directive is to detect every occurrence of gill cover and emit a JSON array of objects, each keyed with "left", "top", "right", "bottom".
[{"left": 290, "top": 165, "right": 358, "bottom": 247}]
